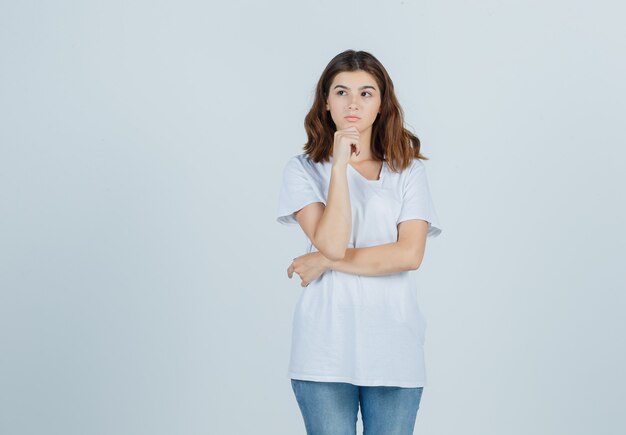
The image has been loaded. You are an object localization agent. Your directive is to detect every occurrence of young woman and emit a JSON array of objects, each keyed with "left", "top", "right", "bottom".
[{"left": 276, "top": 49, "right": 443, "bottom": 435}]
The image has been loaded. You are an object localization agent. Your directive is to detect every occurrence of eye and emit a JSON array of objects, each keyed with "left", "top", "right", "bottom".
[
  {"left": 362, "top": 91, "right": 372, "bottom": 97},
  {"left": 336, "top": 90, "right": 347, "bottom": 96}
]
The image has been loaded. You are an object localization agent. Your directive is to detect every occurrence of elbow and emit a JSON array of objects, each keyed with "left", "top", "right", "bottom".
[
  {"left": 407, "top": 253, "right": 423, "bottom": 271},
  {"left": 400, "top": 239, "right": 426, "bottom": 271},
  {"left": 313, "top": 234, "right": 347, "bottom": 261},
  {"left": 331, "top": 250, "right": 346, "bottom": 262},
  {"left": 314, "top": 240, "right": 346, "bottom": 261},
  {"left": 408, "top": 259, "right": 422, "bottom": 271},
  {"left": 319, "top": 246, "right": 346, "bottom": 262}
]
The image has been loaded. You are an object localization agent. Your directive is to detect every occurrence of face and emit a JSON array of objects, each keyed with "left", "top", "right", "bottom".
[{"left": 325, "top": 70, "right": 381, "bottom": 132}]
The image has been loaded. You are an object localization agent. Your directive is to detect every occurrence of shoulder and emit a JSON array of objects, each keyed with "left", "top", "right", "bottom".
[
  {"left": 391, "top": 157, "right": 425, "bottom": 173},
  {"left": 296, "top": 153, "right": 326, "bottom": 169},
  {"left": 281, "top": 154, "right": 328, "bottom": 187},
  {"left": 395, "top": 158, "right": 428, "bottom": 189},
  {"left": 407, "top": 158, "right": 428, "bottom": 177},
  {"left": 396, "top": 157, "right": 425, "bottom": 178},
  {"left": 284, "top": 153, "right": 326, "bottom": 175},
  {"left": 410, "top": 157, "right": 426, "bottom": 170},
  {"left": 282, "top": 153, "right": 306, "bottom": 172},
  {"left": 284, "top": 153, "right": 314, "bottom": 167}
]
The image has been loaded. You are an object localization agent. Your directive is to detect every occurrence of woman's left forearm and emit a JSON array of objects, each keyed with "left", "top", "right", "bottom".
[{"left": 318, "top": 242, "right": 416, "bottom": 276}]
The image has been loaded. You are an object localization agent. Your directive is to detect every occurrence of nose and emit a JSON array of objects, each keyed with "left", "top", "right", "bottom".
[{"left": 348, "top": 97, "right": 359, "bottom": 110}]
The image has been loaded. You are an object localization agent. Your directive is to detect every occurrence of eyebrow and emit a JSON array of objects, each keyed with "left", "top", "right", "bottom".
[{"left": 333, "top": 84, "right": 377, "bottom": 91}]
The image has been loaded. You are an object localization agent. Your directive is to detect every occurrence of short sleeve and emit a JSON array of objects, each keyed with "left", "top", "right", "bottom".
[
  {"left": 397, "top": 159, "right": 443, "bottom": 238},
  {"left": 276, "top": 156, "right": 326, "bottom": 225}
]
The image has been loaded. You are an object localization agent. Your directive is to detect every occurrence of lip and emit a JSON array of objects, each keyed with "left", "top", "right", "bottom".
[{"left": 345, "top": 116, "right": 360, "bottom": 121}]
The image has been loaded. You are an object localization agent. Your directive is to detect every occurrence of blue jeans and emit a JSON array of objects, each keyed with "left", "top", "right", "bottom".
[{"left": 290, "top": 379, "right": 424, "bottom": 435}]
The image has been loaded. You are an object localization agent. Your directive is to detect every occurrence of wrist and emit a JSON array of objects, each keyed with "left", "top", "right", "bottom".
[
  {"left": 331, "top": 162, "right": 348, "bottom": 173},
  {"left": 316, "top": 251, "right": 336, "bottom": 270}
]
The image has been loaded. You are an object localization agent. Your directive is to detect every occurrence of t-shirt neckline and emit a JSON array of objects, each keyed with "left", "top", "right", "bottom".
[
  {"left": 348, "top": 161, "right": 385, "bottom": 183},
  {"left": 327, "top": 156, "right": 385, "bottom": 183}
]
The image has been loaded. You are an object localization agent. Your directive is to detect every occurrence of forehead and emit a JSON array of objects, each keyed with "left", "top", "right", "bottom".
[{"left": 331, "top": 70, "right": 378, "bottom": 89}]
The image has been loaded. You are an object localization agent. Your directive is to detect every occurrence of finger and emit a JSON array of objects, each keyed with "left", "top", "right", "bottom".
[{"left": 287, "top": 264, "right": 293, "bottom": 278}]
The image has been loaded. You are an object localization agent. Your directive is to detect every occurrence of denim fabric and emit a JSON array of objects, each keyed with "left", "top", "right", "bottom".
[{"left": 290, "top": 379, "right": 424, "bottom": 435}]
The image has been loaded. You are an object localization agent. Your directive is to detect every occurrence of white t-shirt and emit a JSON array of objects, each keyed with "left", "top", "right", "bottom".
[{"left": 276, "top": 153, "right": 442, "bottom": 387}]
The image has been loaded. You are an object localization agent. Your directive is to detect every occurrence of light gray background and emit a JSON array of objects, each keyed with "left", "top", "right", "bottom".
[{"left": 1, "top": 1, "right": 624, "bottom": 434}]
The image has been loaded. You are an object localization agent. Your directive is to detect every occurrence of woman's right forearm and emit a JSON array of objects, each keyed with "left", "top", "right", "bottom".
[{"left": 313, "top": 163, "right": 351, "bottom": 260}]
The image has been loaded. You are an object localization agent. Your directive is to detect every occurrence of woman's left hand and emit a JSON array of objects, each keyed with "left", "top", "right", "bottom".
[{"left": 288, "top": 251, "right": 332, "bottom": 287}]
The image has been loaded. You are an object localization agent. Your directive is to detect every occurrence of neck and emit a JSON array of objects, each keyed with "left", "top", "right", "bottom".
[{"left": 356, "top": 125, "right": 373, "bottom": 160}]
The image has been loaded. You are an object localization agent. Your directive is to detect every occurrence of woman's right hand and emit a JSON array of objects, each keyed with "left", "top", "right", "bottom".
[
  {"left": 332, "top": 126, "right": 361, "bottom": 166},
  {"left": 288, "top": 252, "right": 332, "bottom": 287}
]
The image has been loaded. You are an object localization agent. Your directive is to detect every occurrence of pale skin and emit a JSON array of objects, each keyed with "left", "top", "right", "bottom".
[{"left": 287, "top": 70, "right": 429, "bottom": 287}]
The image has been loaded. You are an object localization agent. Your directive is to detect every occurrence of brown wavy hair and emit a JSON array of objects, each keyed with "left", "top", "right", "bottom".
[{"left": 302, "top": 49, "right": 428, "bottom": 172}]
